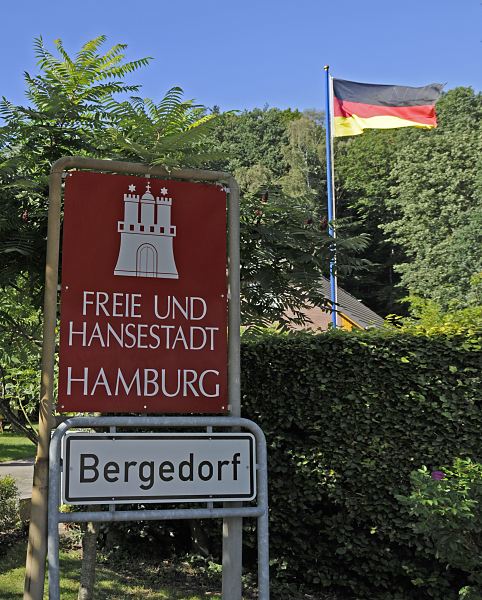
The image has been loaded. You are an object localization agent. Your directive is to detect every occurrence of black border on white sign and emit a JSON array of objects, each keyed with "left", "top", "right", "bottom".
[{"left": 63, "top": 432, "right": 256, "bottom": 504}]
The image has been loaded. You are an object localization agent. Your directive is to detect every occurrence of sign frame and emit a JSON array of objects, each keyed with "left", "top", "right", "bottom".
[{"left": 47, "top": 416, "right": 269, "bottom": 600}]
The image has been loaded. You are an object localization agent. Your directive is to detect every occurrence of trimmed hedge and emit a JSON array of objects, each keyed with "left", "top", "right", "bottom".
[{"left": 240, "top": 329, "right": 482, "bottom": 599}]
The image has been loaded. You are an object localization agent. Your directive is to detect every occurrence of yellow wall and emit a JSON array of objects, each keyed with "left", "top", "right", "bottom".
[{"left": 339, "top": 313, "right": 363, "bottom": 331}]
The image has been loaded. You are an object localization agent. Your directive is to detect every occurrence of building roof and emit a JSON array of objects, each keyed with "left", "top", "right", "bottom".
[{"left": 320, "top": 277, "right": 384, "bottom": 329}]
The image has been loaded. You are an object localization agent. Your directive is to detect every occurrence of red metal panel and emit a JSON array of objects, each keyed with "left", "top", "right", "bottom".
[{"left": 58, "top": 171, "right": 227, "bottom": 413}]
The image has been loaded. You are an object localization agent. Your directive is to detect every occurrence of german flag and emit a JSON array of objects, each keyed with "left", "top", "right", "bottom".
[{"left": 333, "top": 79, "right": 443, "bottom": 137}]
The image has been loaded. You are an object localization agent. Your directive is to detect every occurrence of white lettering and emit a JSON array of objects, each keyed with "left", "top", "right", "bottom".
[
  {"left": 189, "top": 326, "right": 206, "bottom": 350},
  {"left": 162, "top": 325, "right": 175, "bottom": 348},
  {"left": 131, "top": 294, "right": 142, "bottom": 318},
  {"left": 65, "top": 368, "right": 221, "bottom": 399},
  {"left": 112, "top": 293, "right": 123, "bottom": 317},
  {"left": 69, "top": 321, "right": 87, "bottom": 346},
  {"left": 96, "top": 292, "right": 110, "bottom": 316},
  {"left": 190, "top": 297, "right": 207, "bottom": 320},
  {"left": 91, "top": 368, "right": 112, "bottom": 395},
  {"left": 124, "top": 323, "right": 137, "bottom": 349},
  {"left": 199, "top": 370, "right": 220, "bottom": 397},
  {"left": 87, "top": 322, "right": 105, "bottom": 347},
  {"left": 172, "top": 326, "right": 188, "bottom": 350},
  {"left": 82, "top": 291, "right": 142, "bottom": 318},
  {"left": 106, "top": 323, "right": 123, "bottom": 347},
  {"left": 66, "top": 367, "right": 89, "bottom": 395},
  {"left": 144, "top": 369, "right": 159, "bottom": 396},
  {"left": 137, "top": 324, "right": 148, "bottom": 349},
  {"left": 82, "top": 291, "right": 95, "bottom": 316},
  {"left": 149, "top": 325, "right": 160, "bottom": 349},
  {"left": 153, "top": 296, "right": 208, "bottom": 321},
  {"left": 183, "top": 370, "right": 200, "bottom": 397},
  {"left": 115, "top": 370, "right": 141, "bottom": 396},
  {"left": 172, "top": 296, "right": 189, "bottom": 320},
  {"left": 153, "top": 295, "right": 171, "bottom": 319},
  {"left": 161, "top": 370, "right": 181, "bottom": 397},
  {"left": 206, "top": 327, "right": 218, "bottom": 351}
]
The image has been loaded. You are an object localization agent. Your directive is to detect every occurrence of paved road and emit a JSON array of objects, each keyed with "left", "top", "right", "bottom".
[{"left": 0, "top": 458, "right": 34, "bottom": 499}]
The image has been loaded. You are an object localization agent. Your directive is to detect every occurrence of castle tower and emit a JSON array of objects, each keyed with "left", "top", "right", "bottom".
[
  {"left": 123, "top": 187, "right": 139, "bottom": 224},
  {"left": 140, "top": 181, "right": 155, "bottom": 225},
  {"left": 114, "top": 183, "right": 178, "bottom": 279}
]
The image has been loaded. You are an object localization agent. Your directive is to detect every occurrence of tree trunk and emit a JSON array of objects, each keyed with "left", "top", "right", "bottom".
[{"left": 78, "top": 513, "right": 99, "bottom": 600}]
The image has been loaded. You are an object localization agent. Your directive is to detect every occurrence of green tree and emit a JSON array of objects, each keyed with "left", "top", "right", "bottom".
[
  {"left": 384, "top": 88, "right": 482, "bottom": 309},
  {"left": 335, "top": 128, "right": 412, "bottom": 315},
  {"left": 0, "top": 37, "right": 220, "bottom": 291},
  {"left": 208, "top": 106, "right": 299, "bottom": 177},
  {"left": 0, "top": 37, "right": 372, "bottom": 441},
  {"left": 102, "top": 88, "right": 219, "bottom": 166},
  {"left": 238, "top": 185, "right": 370, "bottom": 328},
  {"left": 0, "top": 37, "right": 224, "bottom": 439},
  {"left": 0, "top": 279, "right": 41, "bottom": 443},
  {"left": 209, "top": 108, "right": 370, "bottom": 327},
  {"left": 0, "top": 36, "right": 151, "bottom": 290},
  {"left": 279, "top": 111, "right": 325, "bottom": 204}
]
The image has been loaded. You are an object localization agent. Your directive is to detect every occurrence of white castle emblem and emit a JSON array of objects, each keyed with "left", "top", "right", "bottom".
[{"left": 114, "top": 182, "right": 178, "bottom": 279}]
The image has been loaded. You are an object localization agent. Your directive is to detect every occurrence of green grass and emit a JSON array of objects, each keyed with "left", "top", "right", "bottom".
[
  {"left": 0, "top": 540, "right": 222, "bottom": 599},
  {"left": 0, "top": 431, "right": 36, "bottom": 462}
]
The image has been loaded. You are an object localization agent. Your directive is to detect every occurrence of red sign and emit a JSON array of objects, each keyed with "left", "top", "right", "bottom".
[{"left": 58, "top": 171, "right": 228, "bottom": 413}]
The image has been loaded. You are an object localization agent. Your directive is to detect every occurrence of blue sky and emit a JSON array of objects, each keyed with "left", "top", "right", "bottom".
[{"left": 1, "top": 0, "right": 481, "bottom": 112}]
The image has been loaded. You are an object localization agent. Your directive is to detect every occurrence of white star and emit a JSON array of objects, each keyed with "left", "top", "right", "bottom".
[
  {"left": 160, "top": 187, "right": 168, "bottom": 196},
  {"left": 128, "top": 184, "right": 136, "bottom": 192}
]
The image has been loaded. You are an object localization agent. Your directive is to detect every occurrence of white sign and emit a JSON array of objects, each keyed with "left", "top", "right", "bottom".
[{"left": 62, "top": 432, "right": 256, "bottom": 505}]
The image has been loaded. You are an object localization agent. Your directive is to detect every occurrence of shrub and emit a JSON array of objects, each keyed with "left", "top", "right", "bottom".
[
  {"left": 0, "top": 475, "right": 19, "bottom": 533},
  {"left": 240, "top": 328, "right": 482, "bottom": 599},
  {"left": 399, "top": 459, "right": 482, "bottom": 599}
]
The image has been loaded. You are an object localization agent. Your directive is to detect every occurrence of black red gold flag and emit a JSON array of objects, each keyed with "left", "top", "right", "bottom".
[{"left": 332, "top": 79, "right": 443, "bottom": 137}]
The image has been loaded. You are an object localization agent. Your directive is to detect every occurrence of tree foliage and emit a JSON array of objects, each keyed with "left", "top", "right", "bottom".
[
  {"left": 0, "top": 37, "right": 222, "bottom": 291},
  {"left": 0, "top": 37, "right": 371, "bottom": 436},
  {"left": 334, "top": 129, "right": 410, "bottom": 314},
  {"left": 208, "top": 107, "right": 298, "bottom": 177},
  {"left": 0, "top": 278, "right": 41, "bottom": 442},
  {"left": 0, "top": 36, "right": 150, "bottom": 290},
  {"left": 383, "top": 88, "right": 482, "bottom": 309},
  {"left": 391, "top": 292, "right": 482, "bottom": 337},
  {"left": 399, "top": 459, "right": 482, "bottom": 599},
  {"left": 1, "top": 35, "right": 480, "bottom": 437},
  {"left": 208, "top": 108, "right": 370, "bottom": 327},
  {"left": 238, "top": 185, "right": 369, "bottom": 327},
  {"left": 0, "top": 37, "right": 225, "bottom": 437},
  {"left": 103, "top": 88, "right": 220, "bottom": 166},
  {"left": 278, "top": 112, "right": 326, "bottom": 204}
]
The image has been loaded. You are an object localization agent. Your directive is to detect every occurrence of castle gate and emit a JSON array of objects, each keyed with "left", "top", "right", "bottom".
[{"left": 136, "top": 243, "right": 157, "bottom": 277}]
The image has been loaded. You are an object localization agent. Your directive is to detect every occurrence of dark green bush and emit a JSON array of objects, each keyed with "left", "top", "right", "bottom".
[{"left": 240, "top": 329, "right": 482, "bottom": 599}]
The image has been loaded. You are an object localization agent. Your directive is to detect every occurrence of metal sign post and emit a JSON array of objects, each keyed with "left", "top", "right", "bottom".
[
  {"left": 47, "top": 416, "right": 269, "bottom": 600},
  {"left": 23, "top": 158, "right": 245, "bottom": 600}
]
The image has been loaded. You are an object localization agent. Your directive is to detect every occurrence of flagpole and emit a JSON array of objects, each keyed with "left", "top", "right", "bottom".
[{"left": 324, "top": 65, "right": 338, "bottom": 328}]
